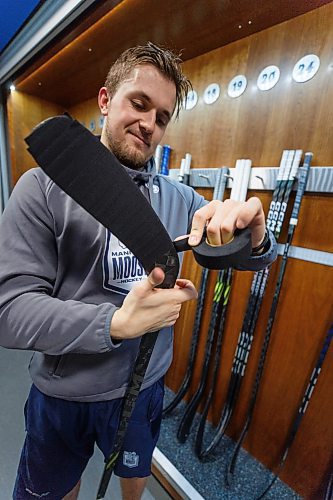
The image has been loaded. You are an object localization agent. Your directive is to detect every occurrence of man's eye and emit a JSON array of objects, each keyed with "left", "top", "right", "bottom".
[
  {"left": 157, "top": 116, "right": 167, "bottom": 127},
  {"left": 131, "top": 100, "right": 144, "bottom": 110}
]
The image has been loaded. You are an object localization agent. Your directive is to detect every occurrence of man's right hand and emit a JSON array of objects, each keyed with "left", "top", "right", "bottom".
[{"left": 110, "top": 267, "right": 197, "bottom": 340}]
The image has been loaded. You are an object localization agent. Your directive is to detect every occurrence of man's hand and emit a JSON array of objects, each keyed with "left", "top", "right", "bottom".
[
  {"left": 188, "top": 197, "right": 266, "bottom": 248},
  {"left": 110, "top": 267, "right": 197, "bottom": 340}
]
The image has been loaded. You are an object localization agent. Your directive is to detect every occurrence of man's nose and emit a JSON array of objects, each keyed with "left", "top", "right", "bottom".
[{"left": 139, "top": 111, "right": 155, "bottom": 134}]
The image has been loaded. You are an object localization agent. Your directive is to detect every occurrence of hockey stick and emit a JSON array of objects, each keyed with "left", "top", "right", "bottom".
[
  {"left": 226, "top": 152, "right": 313, "bottom": 484},
  {"left": 257, "top": 322, "right": 332, "bottom": 498},
  {"left": 177, "top": 159, "right": 251, "bottom": 442},
  {"left": 163, "top": 166, "right": 229, "bottom": 416},
  {"left": 199, "top": 150, "right": 302, "bottom": 460}
]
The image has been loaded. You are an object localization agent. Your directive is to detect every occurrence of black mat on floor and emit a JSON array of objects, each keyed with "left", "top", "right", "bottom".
[{"left": 158, "top": 387, "right": 302, "bottom": 500}]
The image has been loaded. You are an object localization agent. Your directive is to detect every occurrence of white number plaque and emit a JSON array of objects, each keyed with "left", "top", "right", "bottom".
[
  {"left": 292, "top": 54, "right": 320, "bottom": 83},
  {"left": 227, "top": 75, "right": 247, "bottom": 98},
  {"left": 203, "top": 83, "right": 220, "bottom": 104},
  {"left": 257, "top": 65, "right": 280, "bottom": 91},
  {"left": 184, "top": 90, "right": 198, "bottom": 110}
]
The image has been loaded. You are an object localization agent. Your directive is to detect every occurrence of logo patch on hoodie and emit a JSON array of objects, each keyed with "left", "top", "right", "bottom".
[{"left": 103, "top": 230, "right": 146, "bottom": 295}]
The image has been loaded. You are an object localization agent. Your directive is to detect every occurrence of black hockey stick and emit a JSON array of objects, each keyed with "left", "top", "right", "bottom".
[
  {"left": 257, "top": 322, "right": 332, "bottom": 498},
  {"left": 177, "top": 266, "right": 227, "bottom": 442},
  {"left": 163, "top": 167, "right": 229, "bottom": 416},
  {"left": 325, "top": 464, "right": 333, "bottom": 500},
  {"left": 177, "top": 159, "right": 251, "bottom": 442},
  {"left": 24, "top": 115, "right": 181, "bottom": 499},
  {"left": 194, "top": 266, "right": 233, "bottom": 456},
  {"left": 197, "top": 265, "right": 269, "bottom": 460},
  {"left": 199, "top": 150, "right": 302, "bottom": 459},
  {"left": 226, "top": 152, "right": 313, "bottom": 484}
]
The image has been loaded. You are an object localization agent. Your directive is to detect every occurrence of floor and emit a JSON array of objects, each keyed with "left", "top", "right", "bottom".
[
  {"left": 159, "top": 391, "right": 302, "bottom": 500},
  {"left": 0, "top": 347, "right": 171, "bottom": 500}
]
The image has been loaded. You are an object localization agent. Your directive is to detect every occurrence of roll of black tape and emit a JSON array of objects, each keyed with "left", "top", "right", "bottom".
[{"left": 174, "top": 227, "right": 252, "bottom": 270}]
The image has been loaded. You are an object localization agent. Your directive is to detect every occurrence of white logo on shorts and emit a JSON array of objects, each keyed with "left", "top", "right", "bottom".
[{"left": 123, "top": 451, "right": 139, "bottom": 468}]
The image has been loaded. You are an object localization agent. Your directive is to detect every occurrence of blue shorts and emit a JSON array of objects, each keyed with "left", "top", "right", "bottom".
[{"left": 13, "top": 379, "right": 164, "bottom": 499}]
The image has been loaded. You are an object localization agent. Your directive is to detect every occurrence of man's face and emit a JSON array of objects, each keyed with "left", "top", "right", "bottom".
[{"left": 99, "top": 64, "right": 177, "bottom": 169}]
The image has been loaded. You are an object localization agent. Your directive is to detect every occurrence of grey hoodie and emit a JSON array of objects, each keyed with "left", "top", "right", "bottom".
[{"left": 0, "top": 160, "right": 277, "bottom": 401}]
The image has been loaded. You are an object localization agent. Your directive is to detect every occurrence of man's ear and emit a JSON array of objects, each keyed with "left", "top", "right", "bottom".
[{"left": 98, "top": 87, "right": 110, "bottom": 116}]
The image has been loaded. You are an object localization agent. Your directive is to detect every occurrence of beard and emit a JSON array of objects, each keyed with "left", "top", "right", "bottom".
[{"left": 105, "top": 121, "right": 149, "bottom": 170}]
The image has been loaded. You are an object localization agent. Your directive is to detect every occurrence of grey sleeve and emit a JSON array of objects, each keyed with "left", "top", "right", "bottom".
[{"left": 0, "top": 170, "right": 119, "bottom": 355}]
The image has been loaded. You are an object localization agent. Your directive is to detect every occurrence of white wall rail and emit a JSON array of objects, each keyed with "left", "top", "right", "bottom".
[{"left": 169, "top": 166, "right": 333, "bottom": 194}]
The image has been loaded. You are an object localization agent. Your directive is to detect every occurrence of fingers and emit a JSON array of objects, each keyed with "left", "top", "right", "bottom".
[
  {"left": 190, "top": 197, "right": 266, "bottom": 247},
  {"left": 133, "top": 267, "right": 165, "bottom": 299},
  {"left": 115, "top": 270, "right": 197, "bottom": 339},
  {"left": 235, "top": 197, "right": 266, "bottom": 246},
  {"left": 136, "top": 269, "right": 197, "bottom": 308},
  {"left": 149, "top": 279, "right": 197, "bottom": 304},
  {"left": 190, "top": 199, "right": 238, "bottom": 246},
  {"left": 189, "top": 201, "right": 220, "bottom": 246},
  {"left": 146, "top": 270, "right": 197, "bottom": 302},
  {"left": 175, "top": 278, "right": 198, "bottom": 300},
  {"left": 235, "top": 197, "right": 264, "bottom": 229},
  {"left": 174, "top": 234, "right": 189, "bottom": 241},
  {"left": 206, "top": 200, "right": 237, "bottom": 245},
  {"left": 146, "top": 267, "right": 165, "bottom": 289}
]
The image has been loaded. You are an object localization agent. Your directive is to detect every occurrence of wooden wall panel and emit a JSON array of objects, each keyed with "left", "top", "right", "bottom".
[
  {"left": 169, "top": 188, "right": 332, "bottom": 498},
  {"left": 15, "top": 0, "right": 330, "bottom": 107},
  {"left": 68, "top": 99, "right": 103, "bottom": 136},
  {"left": 162, "top": 8, "right": 333, "bottom": 496},
  {"left": 162, "top": 3, "right": 333, "bottom": 169},
  {"left": 7, "top": 92, "right": 64, "bottom": 185}
]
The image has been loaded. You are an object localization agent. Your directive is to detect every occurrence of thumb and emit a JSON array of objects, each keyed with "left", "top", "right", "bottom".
[{"left": 146, "top": 267, "right": 165, "bottom": 289}]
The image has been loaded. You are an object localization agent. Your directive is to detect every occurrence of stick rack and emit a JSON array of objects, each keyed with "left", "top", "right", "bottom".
[
  {"left": 168, "top": 166, "right": 333, "bottom": 194},
  {"left": 168, "top": 165, "right": 333, "bottom": 267}
]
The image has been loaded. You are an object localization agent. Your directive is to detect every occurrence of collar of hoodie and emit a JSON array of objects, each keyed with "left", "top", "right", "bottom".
[
  {"left": 97, "top": 136, "right": 156, "bottom": 192},
  {"left": 121, "top": 157, "right": 156, "bottom": 200}
]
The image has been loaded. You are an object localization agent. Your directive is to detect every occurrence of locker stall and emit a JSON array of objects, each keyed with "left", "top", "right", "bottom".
[{"left": 1, "top": 0, "right": 332, "bottom": 498}]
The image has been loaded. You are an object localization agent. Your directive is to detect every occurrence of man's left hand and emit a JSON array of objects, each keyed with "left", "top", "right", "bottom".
[{"left": 188, "top": 197, "right": 266, "bottom": 248}]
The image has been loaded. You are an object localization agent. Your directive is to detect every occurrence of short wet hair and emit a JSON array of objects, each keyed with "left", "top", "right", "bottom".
[{"left": 104, "top": 42, "right": 191, "bottom": 118}]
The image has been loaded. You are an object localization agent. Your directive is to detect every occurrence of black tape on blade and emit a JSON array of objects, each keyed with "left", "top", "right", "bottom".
[{"left": 25, "top": 115, "right": 179, "bottom": 287}]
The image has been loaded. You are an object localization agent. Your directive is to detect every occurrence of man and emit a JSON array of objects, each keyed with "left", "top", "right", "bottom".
[{"left": 0, "top": 42, "right": 276, "bottom": 499}]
